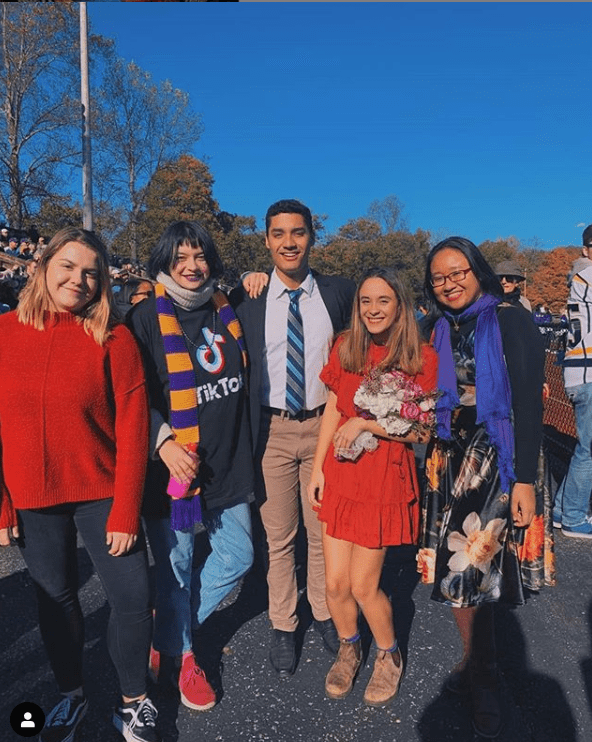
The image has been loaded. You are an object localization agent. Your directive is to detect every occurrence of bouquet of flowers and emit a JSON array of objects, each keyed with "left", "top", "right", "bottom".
[{"left": 335, "top": 367, "right": 438, "bottom": 461}]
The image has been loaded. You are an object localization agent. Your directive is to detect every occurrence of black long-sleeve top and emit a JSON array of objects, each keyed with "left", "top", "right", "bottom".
[{"left": 127, "top": 294, "right": 254, "bottom": 518}]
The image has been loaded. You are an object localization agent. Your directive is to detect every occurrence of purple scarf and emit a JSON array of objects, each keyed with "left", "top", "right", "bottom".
[{"left": 433, "top": 293, "right": 516, "bottom": 494}]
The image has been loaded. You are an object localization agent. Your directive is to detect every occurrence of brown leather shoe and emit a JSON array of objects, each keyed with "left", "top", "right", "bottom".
[
  {"left": 325, "top": 638, "right": 362, "bottom": 699},
  {"left": 363, "top": 648, "right": 404, "bottom": 707}
]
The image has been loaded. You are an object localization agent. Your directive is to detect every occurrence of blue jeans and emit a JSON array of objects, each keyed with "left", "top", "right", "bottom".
[
  {"left": 145, "top": 500, "right": 253, "bottom": 656},
  {"left": 554, "top": 382, "right": 592, "bottom": 527}
]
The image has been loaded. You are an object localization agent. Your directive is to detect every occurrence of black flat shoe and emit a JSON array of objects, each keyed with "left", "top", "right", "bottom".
[
  {"left": 269, "top": 629, "right": 296, "bottom": 677},
  {"left": 313, "top": 618, "right": 340, "bottom": 655}
]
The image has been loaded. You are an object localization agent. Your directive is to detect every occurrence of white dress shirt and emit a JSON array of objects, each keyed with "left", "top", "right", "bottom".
[{"left": 261, "top": 270, "right": 334, "bottom": 410}]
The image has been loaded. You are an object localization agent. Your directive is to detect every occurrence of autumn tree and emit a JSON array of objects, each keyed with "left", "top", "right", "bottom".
[
  {"left": 216, "top": 214, "right": 269, "bottom": 288},
  {"left": 93, "top": 56, "right": 202, "bottom": 261},
  {"left": 333, "top": 217, "right": 382, "bottom": 243},
  {"left": 0, "top": 3, "right": 80, "bottom": 229},
  {"left": 366, "top": 194, "right": 407, "bottom": 233},
  {"left": 130, "top": 155, "right": 220, "bottom": 260},
  {"left": 312, "top": 217, "right": 431, "bottom": 297},
  {"left": 478, "top": 237, "right": 520, "bottom": 270},
  {"left": 528, "top": 247, "right": 580, "bottom": 313},
  {"left": 131, "top": 154, "right": 268, "bottom": 283},
  {"left": 519, "top": 247, "right": 546, "bottom": 303}
]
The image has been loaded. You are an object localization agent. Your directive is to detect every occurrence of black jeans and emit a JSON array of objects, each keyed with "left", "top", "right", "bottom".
[{"left": 18, "top": 499, "right": 151, "bottom": 698}]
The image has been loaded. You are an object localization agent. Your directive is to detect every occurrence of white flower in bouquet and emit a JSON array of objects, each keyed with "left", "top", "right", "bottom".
[{"left": 342, "top": 366, "right": 439, "bottom": 457}]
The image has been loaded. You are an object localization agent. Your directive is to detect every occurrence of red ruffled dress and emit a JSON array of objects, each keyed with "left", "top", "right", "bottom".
[{"left": 318, "top": 340, "right": 438, "bottom": 549}]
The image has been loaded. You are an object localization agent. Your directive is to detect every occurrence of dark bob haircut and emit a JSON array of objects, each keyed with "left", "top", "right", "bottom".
[
  {"left": 147, "top": 221, "right": 224, "bottom": 281},
  {"left": 424, "top": 236, "right": 503, "bottom": 309},
  {"left": 265, "top": 199, "right": 314, "bottom": 240}
]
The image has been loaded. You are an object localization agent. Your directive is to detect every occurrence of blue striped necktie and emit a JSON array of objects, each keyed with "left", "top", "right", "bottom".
[{"left": 286, "top": 288, "right": 305, "bottom": 415}]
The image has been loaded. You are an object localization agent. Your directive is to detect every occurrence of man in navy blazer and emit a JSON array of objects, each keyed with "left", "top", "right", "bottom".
[{"left": 232, "top": 199, "right": 355, "bottom": 676}]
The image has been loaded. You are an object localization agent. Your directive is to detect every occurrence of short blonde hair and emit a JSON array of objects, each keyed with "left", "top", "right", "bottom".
[{"left": 17, "top": 227, "right": 118, "bottom": 345}]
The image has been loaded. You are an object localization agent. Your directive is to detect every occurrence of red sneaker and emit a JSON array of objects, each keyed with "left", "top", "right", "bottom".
[
  {"left": 179, "top": 654, "right": 216, "bottom": 711},
  {"left": 148, "top": 646, "right": 160, "bottom": 684}
]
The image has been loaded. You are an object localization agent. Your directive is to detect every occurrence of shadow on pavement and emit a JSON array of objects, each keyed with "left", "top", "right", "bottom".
[
  {"left": 0, "top": 546, "right": 100, "bottom": 700},
  {"left": 382, "top": 544, "right": 420, "bottom": 666},
  {"left": 580, "top": 599, "right": 592, "bottom": 733},
  {"left": 416, "top": 603, "right": 577, "bottom": 742}
]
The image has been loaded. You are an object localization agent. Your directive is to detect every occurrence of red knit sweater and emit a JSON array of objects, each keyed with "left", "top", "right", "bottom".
[{"left": 0, "top": 311, "right": 148, "bottom": 535}]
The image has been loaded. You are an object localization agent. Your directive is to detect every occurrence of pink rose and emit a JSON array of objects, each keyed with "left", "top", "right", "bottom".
[
  {"left": 400, "top": 401, "right": 420, "bottom": 420},
  {"left": 418, "top": 411, "right": 433, "bottom": 425}
]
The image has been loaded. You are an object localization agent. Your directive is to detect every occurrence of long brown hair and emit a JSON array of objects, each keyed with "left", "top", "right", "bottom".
[
  {"left": 17, "top": 227, "right": 117, "bottom": 346},
  {"left": 338, "top": 267, "right": 424, "bottom": 375}
]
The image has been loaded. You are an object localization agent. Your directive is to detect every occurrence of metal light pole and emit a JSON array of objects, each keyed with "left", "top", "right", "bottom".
[{"left": 80, "top": 2, "right": 93, "bottom": 231}]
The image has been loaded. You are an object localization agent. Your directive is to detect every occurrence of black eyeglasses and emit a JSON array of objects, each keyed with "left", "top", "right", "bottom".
[{"left": 430, "top": 267, "right": 473, "bottom": 288}]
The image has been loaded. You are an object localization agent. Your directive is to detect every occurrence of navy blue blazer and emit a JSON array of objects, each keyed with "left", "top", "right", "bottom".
[{"left": 230, "top": 271, "right": 356, "bottom": 450}]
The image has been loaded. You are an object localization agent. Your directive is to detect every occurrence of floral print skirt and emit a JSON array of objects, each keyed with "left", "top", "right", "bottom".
[{"left": 417, "top": 406, "right": 556, "bottom": 607}]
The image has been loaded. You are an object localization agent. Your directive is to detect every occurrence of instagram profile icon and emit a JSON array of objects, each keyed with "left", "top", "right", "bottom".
[{"left": 9, "top": 702, "right": 45, "bottom": 738}]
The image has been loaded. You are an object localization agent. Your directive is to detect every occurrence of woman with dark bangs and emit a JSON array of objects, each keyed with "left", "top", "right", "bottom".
[
  {"left": 0, "top": 227, "right": 160, "bottom": 742},
  {"left": 418, "top": 237, "right": 546, "bottom": 739},
  {"left": 307, "top": 267, "right": 438, "bottom": 707},
  {"left": 128, "top": 221, "right": 254, "bottom": 714}
]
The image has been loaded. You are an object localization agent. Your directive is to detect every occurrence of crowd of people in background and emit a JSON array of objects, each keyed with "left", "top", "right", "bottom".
[{"left": 0, "top": 206, "right": 588, "bottom": 742}]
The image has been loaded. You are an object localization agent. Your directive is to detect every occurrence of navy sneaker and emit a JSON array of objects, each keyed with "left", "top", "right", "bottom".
[
  {"left": 40, "top": 695, "right": 88, "bottom": 742},
  {"left": 113, "top": 696, "right": 161, "bottom": 742},
  {"left": 552, "top": 511, "right": 562, "bottom": 529},
  {"left": 563, "top": 518, "right": 592, "bottom": 539}
]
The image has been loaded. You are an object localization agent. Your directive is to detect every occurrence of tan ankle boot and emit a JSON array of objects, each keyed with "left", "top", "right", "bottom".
[
  {"left": 363, "top": 648, "right": 404, "bottom": 706},
  {"left": 325, "top": 638, "right": 362, "bottom": 699}
]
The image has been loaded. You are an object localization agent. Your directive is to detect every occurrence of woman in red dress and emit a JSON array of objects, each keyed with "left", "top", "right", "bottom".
[{"left": 308, "top": 267, "right": 437, "bottom": 707}]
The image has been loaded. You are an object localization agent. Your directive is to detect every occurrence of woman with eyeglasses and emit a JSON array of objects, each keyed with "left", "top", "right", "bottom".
[{"left": 417, "top": 237, "right": 545, "bottom": 739}]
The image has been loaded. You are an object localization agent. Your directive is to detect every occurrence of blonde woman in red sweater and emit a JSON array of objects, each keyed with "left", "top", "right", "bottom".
[{"left": 0, "top": 228, "right": 161, "bottom": 742}]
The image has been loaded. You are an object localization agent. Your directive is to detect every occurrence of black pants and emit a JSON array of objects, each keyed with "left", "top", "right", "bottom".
[{"left": 18, "top": 499, "right": 152, "bottom": 698}]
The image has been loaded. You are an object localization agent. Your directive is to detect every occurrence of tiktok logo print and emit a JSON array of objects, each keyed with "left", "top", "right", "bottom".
[
  {"left": 197, "top": 329, "right": 226, "bottom": 374},
  {"left": 194, "top": 325, "right": 244, "bottom": 405}
]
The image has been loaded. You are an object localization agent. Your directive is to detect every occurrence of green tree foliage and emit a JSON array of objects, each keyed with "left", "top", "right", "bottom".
[
  {"left": 25, "top": 196, "right": 81, "bottom": 241},
  {"left": 93, "top": 56, "right": 203, "bottom": 261},
  {"left": 0, "top": 3, "right": 80, "bottom": 229},
  {"left": 25, "top": 195, "right": 126, "bottom": 248}
]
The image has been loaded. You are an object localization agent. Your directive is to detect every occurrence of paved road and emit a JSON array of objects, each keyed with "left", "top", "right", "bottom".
[{"left": 1, "top": 520, "right": 591, "bottom": 742}]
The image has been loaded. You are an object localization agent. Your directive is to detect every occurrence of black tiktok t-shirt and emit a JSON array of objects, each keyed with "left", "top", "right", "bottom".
[{"left": 128, "top": 294, "right": 254, "bottom": 517}]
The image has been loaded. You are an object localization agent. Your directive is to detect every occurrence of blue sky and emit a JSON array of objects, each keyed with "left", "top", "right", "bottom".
[{"left": 87, "top": 2, "right": 590, "bottom": 249}]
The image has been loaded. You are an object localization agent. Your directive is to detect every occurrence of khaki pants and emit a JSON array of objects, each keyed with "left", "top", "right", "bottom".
[{"left": 258, "top": 411, "right": 330, "bottom": 632}]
